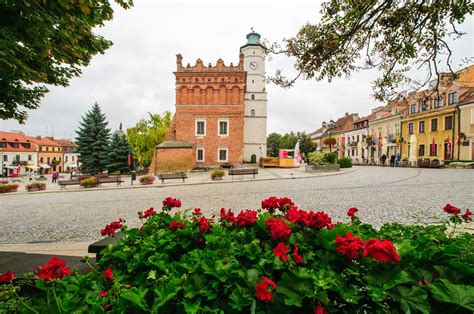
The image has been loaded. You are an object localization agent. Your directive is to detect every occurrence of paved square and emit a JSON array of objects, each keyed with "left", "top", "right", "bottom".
[{"left": 0, "top": 167, "right": 473, "bottom": 246}]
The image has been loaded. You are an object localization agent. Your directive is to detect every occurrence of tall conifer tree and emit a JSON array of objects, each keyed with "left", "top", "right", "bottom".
[
  {"left": 106, "top": 131, "right": 131, "bottom": 173},
  {"left": 76, "top": 103, "right": 110, "bottom": 174}
]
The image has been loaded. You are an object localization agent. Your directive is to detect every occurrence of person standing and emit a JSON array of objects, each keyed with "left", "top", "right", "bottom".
[
  {"left": 52, "top": 171, "right": 57, "bottom": 183},
  {"left": 380, "top": 154, "right": 387, "bottom": 167}
]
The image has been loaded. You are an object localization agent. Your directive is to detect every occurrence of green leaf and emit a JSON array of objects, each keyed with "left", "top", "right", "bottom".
[
  {"left": 431, "top": 279, "right": 474, "bottom": 311},
  {"left": 367, "top": 286, "right": 387, "bottom": 302},
  {"left": 120, "top": 287, "right": 149, "bottom": 312},
  {"left": 393, "top": 286, "right": 430, "bottom": 314},
  {"left": 229, "top": 284, "right": 253, "bottom": 311},
  {"left": 182, "top": 300, "right": 201, "bottom": 314},
  {"left": 364, "top": 268, "right": 412, "bottom": 290},
  {"left": 276, "top": 271, "right": 314, "bottom": 307},
  {"left": 152, "top": 278, "right": 181, "bottom": 311}
]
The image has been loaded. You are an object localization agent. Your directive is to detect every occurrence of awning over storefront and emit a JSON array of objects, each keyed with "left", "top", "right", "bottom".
[
  {"left": 40, "top": 164, "right": 51, "bottom": 169},
  {"left": 26, "top": 164, "right": 39, "bottom": 169},
  {"left": 65, "top": 163, "right": 78, "bottom": 168}
]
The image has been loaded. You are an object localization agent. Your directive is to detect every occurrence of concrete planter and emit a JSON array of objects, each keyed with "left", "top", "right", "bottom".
[{"left": 305, "top": 164, "right": 340, "bottom": 173}]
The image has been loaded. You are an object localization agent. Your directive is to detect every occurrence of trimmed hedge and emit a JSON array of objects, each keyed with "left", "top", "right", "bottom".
[{"left": 338, "top": 157, "right": 353, "bottom": 168}]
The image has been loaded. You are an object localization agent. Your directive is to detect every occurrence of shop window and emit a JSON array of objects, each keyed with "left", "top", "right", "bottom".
[{"left": 418, "top": 144, "right": 425, "bottom": 156}]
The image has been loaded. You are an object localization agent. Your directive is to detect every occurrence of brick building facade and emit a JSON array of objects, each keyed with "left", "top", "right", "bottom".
[{"left": 150, "top": 31, "right": 267, "bottom": 174}]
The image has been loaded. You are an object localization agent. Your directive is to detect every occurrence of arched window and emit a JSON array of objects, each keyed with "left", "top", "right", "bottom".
[
  {"left": 251, "top": 109, "right": 255, "bottom": 116},
  {"left": 251, "top": 94, "right": 255, "bottom": 100}
]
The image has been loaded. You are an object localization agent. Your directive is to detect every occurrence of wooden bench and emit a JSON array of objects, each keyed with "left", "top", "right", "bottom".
[
  {"left": 158, "top": 172, "right": 188, "bottom": 183},
  {"left": 228, "top": 168, "right": 258, "bottom": 179},
  {"left": 88, "top": 232, "right": 125, "bottom": 261},
  {"left": 98, "top": 176, "right": 123, "bottom": 186},
  {"left": 58, "top": 179, "right": 80, "bottom": 189}
]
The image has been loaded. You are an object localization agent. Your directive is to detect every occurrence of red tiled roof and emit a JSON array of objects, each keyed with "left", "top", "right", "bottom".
[
  {"left": 54, "top": 139, "right": 78, "bottom": 147},
  {"left": 27, "top": 136, "right": 61, "bottom": 147},
  {"left": 0, "top": 131, "right": 38, "bottom": 152}
]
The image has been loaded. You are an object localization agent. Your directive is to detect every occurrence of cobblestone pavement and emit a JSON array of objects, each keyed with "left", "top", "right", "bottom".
[{"left": 1, "top": 167, "right": 473, "bottom": 245}]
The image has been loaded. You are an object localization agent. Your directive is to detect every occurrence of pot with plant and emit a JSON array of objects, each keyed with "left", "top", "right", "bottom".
[
  {"left": 80, "top": 176, "right": 98, "bottom": 188},
  {"left": 210, "top": 169, "right": 225, "bottom": 181},
  {"left": 26, "top": 182, "right": 47, "bottom": 192},
  {"left": 139, "top": 175, "right": 156, "bottom": 185}
]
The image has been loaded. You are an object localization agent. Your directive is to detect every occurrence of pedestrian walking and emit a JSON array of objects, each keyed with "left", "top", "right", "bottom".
[
  {"left": 390, "top": 155, "right": 395, "bottom": 167},
  {"left": 52, "top": 171, "right": 58, "bottom": 183},
  {"left": 380, "top": 154, "right": 387, "bottom": 167}
]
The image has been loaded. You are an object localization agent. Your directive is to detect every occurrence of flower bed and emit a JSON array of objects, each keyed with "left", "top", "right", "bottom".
[
  {"left": 80, "top": 176, "right": 98, "bottom": 188},
  {"left": 139, "top": 175, "right": 155, "bottom": 185},
  {"left": 0, "top": 199, "right": 473, "bottom": 313},
  {"left": 25, "top": 182, "right": 47, "bottom": 192},
  {"left": 0, "top": 184, "right": 19, "bottom": 194}
]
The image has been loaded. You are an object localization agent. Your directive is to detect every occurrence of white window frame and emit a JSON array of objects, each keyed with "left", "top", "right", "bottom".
[
  {"left": 218, "top": 118, "right": 229, "bottom": 137},
  {"left": 196, "top": 148, "right": 205, "bottom": 162},
  {"left": 195, "top": 119, "right": 206, "bottom": 137},
  {"left": 217, "top": 147, "right": 228, "bottom": 162}
]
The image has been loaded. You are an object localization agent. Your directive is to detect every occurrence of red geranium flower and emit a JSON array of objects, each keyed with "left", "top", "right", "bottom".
[
  {"left": 278, "top": 197, "right": 295, "bottom": 211},
  {"left": 36, "top": 257, "right": 71, "bottom": 281},
  {"left": 100, "top": 220, "right": 123, "bottom": 237},
  {"left": 461, "top": 208, "right": 472, "bottom": 222},
  {"left": 314, "top": 305, "right": 328, "bottom": 314},
  {"left": 236, "top": 210, "right": 258, "bottom": 227},
  {"left": 262, "top": 197, "right": 295, "bottom": 213},
  {"left": 168, "top": 219, "right": 186, "bottom": 231},
  {"left": 192, "top": 208, "right": 202, "bottom": 216},
  {"left": 273, "top": 242, "right": 289, "bottom": 262},
  {"left": 284, "top": 207, "right": 304, "bottom": 224},
  {"left": 261, "top": 196, "right": 280, "bottom": 212},
  {"left": 266, "top": 218, "right": 292, "bottom": 239},
  {"left": 220, "top": 208, "right": 236, "bottom": 224},
  {"left": 347, "top": 207, "right": 358, "bottom": 217},
  {"left": 103, "top": 268, "right": 113, "bottom": 281},
  {"left": 443, "top": 203, "right": 460, "bottom": 214},
  {"left": 99, "top": 291, "right": 108, "bottom": 297},
  {"left": 293, "top": 245, "right": 303, "bottom": 263},
  {"left": 363, "top": 239, "right": 399, "bottom": 265},
  {"left": 163, "top": 197, "right": 182, "bottom": 209},
  {"left": 256, "top": 276, "right": 277, "bottom": 302},
  {"left": 198, "top": 216, "right": 212, "bottom": 233},
  {"left": 303, "top": 211, "right": 332, "bottom": 230},
  {"left": 327, "top": 223, "right": 335, "bottom": 230},
  {"left": 335, "top": 232, "right": 364, "bottom": 260},
  {"left": 141, "top": 207, "right": 156, "bottom": 219},
  {"left": 0, "top": 271, "right": 14, "bottom": 283}
]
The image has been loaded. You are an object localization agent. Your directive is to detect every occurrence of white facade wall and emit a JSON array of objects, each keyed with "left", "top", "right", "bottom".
[
  {"left": 63, "top": 153, "right": 79, "bottom": 170},
  {"left": 241, "top": 44, "right": 267, "bottom": 162},
  {"left": 344, "top": 128, "right": 369, "bottom": 162},
  {"left": 1, "top": 152, "right": 38, "bottom": 175}
]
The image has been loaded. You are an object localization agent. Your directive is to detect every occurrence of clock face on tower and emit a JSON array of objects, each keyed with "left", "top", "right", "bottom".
[{"left": 249, "top": 61, "right": 258, "bottom": 70}]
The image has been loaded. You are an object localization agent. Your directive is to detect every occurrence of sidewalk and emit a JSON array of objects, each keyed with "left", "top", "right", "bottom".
[{"left": 2, "top": 166, "right": 355, "bottom": 195}]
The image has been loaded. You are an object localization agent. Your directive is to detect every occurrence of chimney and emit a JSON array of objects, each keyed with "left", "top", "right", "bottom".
[
  {"left": 345, "top": 112, "right": 349, "bottom": 116},
  {"left": 176, "top": 54, "right": 183, "bottom": 70}
]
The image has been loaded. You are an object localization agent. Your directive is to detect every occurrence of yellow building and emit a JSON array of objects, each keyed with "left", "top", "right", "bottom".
[
  {"left": 457, "top": 89, "right": 474, "bottom": 160},
  {"left": 27, "top": 136, "right": 64, "bottom": 173},
  {"left": 401, "top": 66, "right": 474, "bottom": 164}
]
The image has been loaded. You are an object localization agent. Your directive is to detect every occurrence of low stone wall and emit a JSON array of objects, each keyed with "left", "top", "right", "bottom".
[{"left": 305, "top": 164, "right": 340, "bottom": 173}]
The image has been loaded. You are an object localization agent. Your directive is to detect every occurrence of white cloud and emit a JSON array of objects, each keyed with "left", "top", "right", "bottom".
[{"left": 1, "top": 0, "right": 472, "bottom": 137}]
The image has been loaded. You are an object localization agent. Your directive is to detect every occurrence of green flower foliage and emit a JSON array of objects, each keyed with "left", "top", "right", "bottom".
[{"left": 1, "top": 201, "right": 473, "bottom": 313}]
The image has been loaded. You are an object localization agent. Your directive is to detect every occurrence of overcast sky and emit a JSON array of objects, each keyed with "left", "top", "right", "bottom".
[{"left": 1, "top": 0, "right": 473, "bottom": 138}]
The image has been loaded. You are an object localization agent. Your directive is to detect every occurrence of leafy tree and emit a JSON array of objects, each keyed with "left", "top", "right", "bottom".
[
  {"left": 106, "top": 131, "right": 131, "bottom": 174},
  {"left": 269, "top": 1, "right": 474, "bottom": 100},
  {"left": 76, "top": 103, "right": 111, "bottom": 174},
  {"left": 266, "top": 133, "right": 282, "bottom": 157},
  {"left": 296, "top": 132, "right": 316, "bottom": 156},
  {"left": 126, "top": 112, "right": 172, "bottom": 168},
  {"left": 0, "top": 1, "right": 133, "bottom": 123},
  {"left": 279, "top": 132, "right": 298, "bottom": 150}
]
